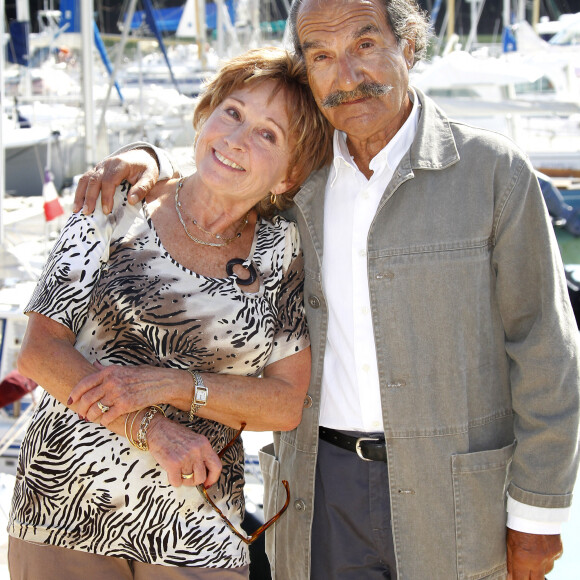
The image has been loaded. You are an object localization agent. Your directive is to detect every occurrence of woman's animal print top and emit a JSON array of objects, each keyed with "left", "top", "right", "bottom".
[{"left": 8, "top": 182, "right": 309, "bottom": 568}]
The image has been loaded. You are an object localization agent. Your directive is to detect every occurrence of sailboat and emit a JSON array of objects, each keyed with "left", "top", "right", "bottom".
[
  {"left": 410, "top": 3, "right": 580, "bottom": 177},
  {"left": 118, "top": 0, "right": 255, "bottom": 96}
]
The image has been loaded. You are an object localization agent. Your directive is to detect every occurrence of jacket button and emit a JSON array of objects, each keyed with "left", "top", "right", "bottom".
[
  {"left": 308, "top": 296, "right": 321, "bottom": 308},
  {"left": 294, "top": 499, "right": 307, "bottom": 512},
  {"left": 303, "top": 395, "right": 313, "bottom": 408}
]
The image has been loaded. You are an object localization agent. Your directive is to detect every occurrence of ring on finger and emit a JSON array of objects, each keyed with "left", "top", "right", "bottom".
[
  {"left": 97, "top": 401, "right": 110, "bottom": 414},
  {"left": 181, "top": 472, "right": 194, "bottom": 480}
]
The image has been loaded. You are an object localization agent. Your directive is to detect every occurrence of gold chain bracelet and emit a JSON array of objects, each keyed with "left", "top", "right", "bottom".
[{"left": 125, "top": 406, "right": 166, "bottom": 451}]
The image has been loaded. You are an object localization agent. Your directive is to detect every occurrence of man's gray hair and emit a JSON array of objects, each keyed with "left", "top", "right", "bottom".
[{"left": 288, "top": 0, "right": 431, "bottom": 67}]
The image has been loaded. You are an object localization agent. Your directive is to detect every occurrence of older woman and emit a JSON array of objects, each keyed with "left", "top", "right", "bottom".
[{"left": 8, "top": 47, "right": 332, "bottom": 580}]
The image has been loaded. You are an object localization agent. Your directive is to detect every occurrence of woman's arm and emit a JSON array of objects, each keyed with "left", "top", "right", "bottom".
[
  {"left": 68, "top": 347, "right": 311, "bottom": 432},
  {"left": 18, "top": 312, "right": 99, "bottom": 407},
  {"left": 18, "top": 312, "right": 222, "bottom": 487}
]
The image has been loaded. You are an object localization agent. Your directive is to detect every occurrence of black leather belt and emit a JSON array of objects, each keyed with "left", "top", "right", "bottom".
[{"left": 319, "top": 427, "right": 387, "bottom": 462}]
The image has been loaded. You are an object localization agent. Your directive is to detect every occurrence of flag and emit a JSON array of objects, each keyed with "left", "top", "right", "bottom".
[{"left": 43, "top": 169, "right": 65, "bottom": 221}]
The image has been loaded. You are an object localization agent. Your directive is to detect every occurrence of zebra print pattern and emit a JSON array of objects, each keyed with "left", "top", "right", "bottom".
[{"left": 8, "top": 183, "right": 309, "bottom": 568}]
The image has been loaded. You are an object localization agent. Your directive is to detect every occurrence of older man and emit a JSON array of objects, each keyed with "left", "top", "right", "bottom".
[{"left": 75, "top": 0, "right": 579, "bottom": 578}]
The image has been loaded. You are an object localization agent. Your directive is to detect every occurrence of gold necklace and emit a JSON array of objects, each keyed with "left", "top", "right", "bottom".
[
  {"left": 174, "top": 178, "right": 249, "bottom": 248},
  {"left": 192, "top": 213, "right": 248, "bottom": 243}
]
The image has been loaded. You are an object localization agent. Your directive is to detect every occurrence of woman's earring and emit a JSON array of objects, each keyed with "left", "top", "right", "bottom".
[{"left": 270, "top": 192, "right": 277, "bottom": 206}]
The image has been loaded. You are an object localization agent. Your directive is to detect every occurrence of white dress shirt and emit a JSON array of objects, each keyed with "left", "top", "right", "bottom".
[
  {"left": 317, "top": 89, "right": 568, "bottom": 534},
  {"left": 320, "top": 92, "right": 420, "bottom": 432}
]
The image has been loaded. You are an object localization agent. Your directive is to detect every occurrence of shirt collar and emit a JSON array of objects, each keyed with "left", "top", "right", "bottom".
[{"left": 329, "top": 88, "right": 421, "bottom": 186}]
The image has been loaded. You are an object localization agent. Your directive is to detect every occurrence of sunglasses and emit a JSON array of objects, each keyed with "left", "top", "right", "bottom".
[{"left": 197, "top": 423, "right": 291, "bottom": 545}]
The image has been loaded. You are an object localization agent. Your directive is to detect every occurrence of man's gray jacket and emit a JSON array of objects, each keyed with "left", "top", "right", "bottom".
[{"left": 259, "top": 89, "right": 580, "bottom": 580}]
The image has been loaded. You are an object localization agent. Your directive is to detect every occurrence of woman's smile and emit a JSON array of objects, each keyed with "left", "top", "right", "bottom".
[{"left": 214, "top": 149, "right": 245, "bottom": 171}]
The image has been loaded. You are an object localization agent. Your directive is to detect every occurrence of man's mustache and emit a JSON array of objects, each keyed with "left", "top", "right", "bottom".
[{"left": 321, "top": 82, "right": 393, "bottom": 108}]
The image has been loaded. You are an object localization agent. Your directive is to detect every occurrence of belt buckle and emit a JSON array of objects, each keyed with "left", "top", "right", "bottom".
[{"left": 355, "top": 436, "right": 380, "bottom": 461}]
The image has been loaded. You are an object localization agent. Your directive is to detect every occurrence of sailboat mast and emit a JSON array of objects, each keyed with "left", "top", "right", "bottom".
[
  {"left": 195, "top": 0, "right": 206, "bottom": 68},
  {"left": 0, "top": 0, "right": 6, "bottom": 242},
  {"left": 503, "top": 0, "right": 510, "bottom": 30},
  {"left": 81, "top": 0, "right": 97, "bottom": 169},
  {"left": 447, "top": 0, "right": 455, "bottom": 38},
  {"left": 531, "top": 0, "right": 540, "bottom": 30}
]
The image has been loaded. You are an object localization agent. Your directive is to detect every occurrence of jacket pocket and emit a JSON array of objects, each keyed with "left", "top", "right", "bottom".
[
  {"left": 259, "top": 443, "right": 281, "bottom": 574},
  {"left": 452, "top": 442, "right": 515, "bottom": 580}
]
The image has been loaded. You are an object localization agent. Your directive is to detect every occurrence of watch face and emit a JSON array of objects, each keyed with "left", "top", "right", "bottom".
[{"left": 196, "top": 388, "right": 208, "bottom": 404}]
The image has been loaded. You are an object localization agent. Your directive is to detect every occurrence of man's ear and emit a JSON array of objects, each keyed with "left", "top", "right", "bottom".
[{"left": 403, "top": 38, "right": 416, "bottom": 70}]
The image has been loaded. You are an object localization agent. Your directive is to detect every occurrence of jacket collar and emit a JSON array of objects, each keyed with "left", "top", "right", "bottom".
[
  {"left": 294, "top": 167, "right": 330, "bottom": 212},
  {"left": 407, "top": 87, "right": 460, "bottom": 172},
  {"left": 292, "top": 167, "right": 330, "bottom": 262}
]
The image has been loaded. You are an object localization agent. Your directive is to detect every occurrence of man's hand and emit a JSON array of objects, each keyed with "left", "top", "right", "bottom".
[
  {"left": 507, "top": 528, "right": 562, "bottom": 579},
  {"left": 72, "top": 148, "right": 160, "bottom": 215}
]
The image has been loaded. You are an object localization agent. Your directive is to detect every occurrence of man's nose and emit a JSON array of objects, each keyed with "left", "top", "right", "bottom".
[{"left": 335, "top": 53, "right": 365, "bottom": 90}]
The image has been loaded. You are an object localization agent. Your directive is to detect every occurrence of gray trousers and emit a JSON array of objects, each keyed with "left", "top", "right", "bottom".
[{"left": 311, "top": 434, "right": 397, "bottom": 580}]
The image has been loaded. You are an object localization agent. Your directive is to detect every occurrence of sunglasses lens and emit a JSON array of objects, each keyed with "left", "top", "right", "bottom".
[
  {"left": 198, "top": 472, "right": 290, "bottom": 544},
  {"left": 197, "top": 424, "right": 291, "bottom": 544}
]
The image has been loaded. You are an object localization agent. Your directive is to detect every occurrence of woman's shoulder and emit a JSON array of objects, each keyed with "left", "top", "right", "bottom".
[
  {"left": 258, "top": 214, "right": 299, "bottom": 247},
  {"left": 103, "top": 181, "right": 146, "bottom": 229},
  {"left": 110, "top": 181, "right": 142, "bottom": 215},
  {"left": 256, "top": 215, "right": 301, "bottom": 271},
  {"left": 259, "top": 214, "right": 297, "bottom": 236}
]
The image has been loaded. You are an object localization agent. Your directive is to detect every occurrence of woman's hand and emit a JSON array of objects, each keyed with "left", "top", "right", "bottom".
[
  {"left": 72, "top": 148, "right": 160, "bottom": 215},
  {"left": 146, "top": 415, "right": 223, "bottom": 488},
  {"left": 68, "top": 363, "right": 188, "bottom": 427}
]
